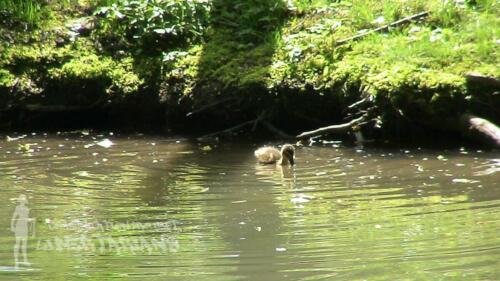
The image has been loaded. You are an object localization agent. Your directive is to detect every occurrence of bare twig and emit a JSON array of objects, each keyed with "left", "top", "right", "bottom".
[
  {"left": 22, "top": 95, "right": 107, "bottom": 112},
  {"left": 186, "top": 97, "right": 237, "bottom": 117},
  {"left": 336, "top": 11, "right": 430, "bottom": 46},
  {"left": 357, "top": 117, "right": 379, "bottom": 127},
  {"left": 24, "top": 105, "right": 88, "bottom": 112},
  {"left": 347, "top": 97, "right": 368, "bottom": 110},
  {"left": 296, "top": 115, "right": 367, "bottom": 139},
  {"left": 344, "top": 110, "right": 366, "bottom": 120},
  {"left": 252, "top": 111, "right": 267, "bottom": 132},
  {"left": 198, "top": 119, "right": 255, "bottom": 140},
  {"left": 261, "top": 120, "right": 294, "bottom": 139},
  {"left": 293, "top": 111, "right": 325, "bottom": 125},
  {"left": 24, "top": 101, "right": 105, "bottom": 112}
]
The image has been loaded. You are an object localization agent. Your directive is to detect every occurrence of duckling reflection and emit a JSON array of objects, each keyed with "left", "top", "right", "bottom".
[{"left": 255, "top": 163, "right": 295, "bottom": 181}]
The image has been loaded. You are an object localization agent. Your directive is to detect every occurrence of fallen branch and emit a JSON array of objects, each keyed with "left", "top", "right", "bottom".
[
  {"left": 459, "top": 114, "right": 500, "bottom": 147},
  {"left": 336, "top": 11, "right": 430, "bottom": 46},
  {"left": 261, "top": 120, "right": 294, "bottom": 139},
  {"left": 186, "top": 97, "right": 237, "bottom": 117},
  {"left": 293, "top": 111, "right": 325, "bottom": 125},
  {"left": 345, "top": 106, "right": 377, "bottom": 121},
  {"left": 198, "top": 119, "right": 255, "bottom": 140},
  {"left": 252, "top": 111, "right": 267, "bottom": 131},
  {"left": 296, "top": 115, "right": 367, "bottom": 139},
  {"left": 357, "top": 117, "right": 379, "bottom": 127},
  {"left": 347, "top": 97, "right": 368, "bottom": 110},
  {"left": 24, "top": 103, "right": 101, "bottom": 112}
]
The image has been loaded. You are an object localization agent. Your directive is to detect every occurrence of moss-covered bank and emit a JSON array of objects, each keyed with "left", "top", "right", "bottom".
[{"left": 0, "top": 0, "right": 498, "bottom": 144}]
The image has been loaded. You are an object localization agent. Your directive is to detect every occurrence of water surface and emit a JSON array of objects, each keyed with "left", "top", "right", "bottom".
[{"left": 0, "top": 133, "right": 499, "bottom": 280}]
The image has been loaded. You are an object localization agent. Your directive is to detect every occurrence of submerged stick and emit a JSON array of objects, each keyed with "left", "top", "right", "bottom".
[{"left": 336, "top": 11, "right": 430, "bottom": 46}]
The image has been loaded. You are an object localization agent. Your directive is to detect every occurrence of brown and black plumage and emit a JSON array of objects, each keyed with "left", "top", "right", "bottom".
[{"left": 254, "top": 144, "right": 295, "bottom": 165}]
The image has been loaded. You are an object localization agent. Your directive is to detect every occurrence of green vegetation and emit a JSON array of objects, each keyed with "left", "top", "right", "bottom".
[
  {"left": 0, "top": 0, "right": 498, "bottom": 138},
  {"left": 95, "top": 0, "right": 211, "bottom": 54},
  {"left": 0, "top": 0, "right": 45, "bottom": 26}
]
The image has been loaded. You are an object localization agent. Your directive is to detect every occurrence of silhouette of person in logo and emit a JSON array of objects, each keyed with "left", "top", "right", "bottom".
[{"left": 10, "top": 194, "right": 33, "bottom": 268}]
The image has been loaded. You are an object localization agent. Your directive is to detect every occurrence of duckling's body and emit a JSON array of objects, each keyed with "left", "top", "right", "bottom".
[
  {"left": 254, "top": 144, "right": 295, "bottom": 165},
  {"left": 254, "top": 146, "right": 281, "bottom": 164}
]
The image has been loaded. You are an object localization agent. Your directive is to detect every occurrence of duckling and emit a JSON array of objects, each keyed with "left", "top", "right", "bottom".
[{"left": 254, "top": 144, "right": 295, "bottom": 165}]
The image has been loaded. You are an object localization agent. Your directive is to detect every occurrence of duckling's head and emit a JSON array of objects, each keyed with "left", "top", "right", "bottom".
[{"left": 279, "top": 144, "right": 295, "bottom": 165}]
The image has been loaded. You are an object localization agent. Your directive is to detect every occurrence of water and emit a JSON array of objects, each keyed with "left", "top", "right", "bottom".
[{"left": 0, "top": 133, "right": 499, "bottom": 280}]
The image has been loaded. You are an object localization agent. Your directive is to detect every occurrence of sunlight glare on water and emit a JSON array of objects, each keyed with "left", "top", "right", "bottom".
[{"left": 0, "top": 133, "right": 499, "bottom": 280}]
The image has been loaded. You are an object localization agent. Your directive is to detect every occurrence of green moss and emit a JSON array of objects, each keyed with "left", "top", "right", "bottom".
[
  {"left": 0, "top": 69, "right": 42, "bottom": 105},
  {"left": 108, "top": 58, "right": 143, "bottom": 95},
  {"left": 1, "top": 0, "right": 498, "bottom": 132},
  {"left": 48, "top": 54, "right": 143, "bottom": 95},
  {"left": 161, "top": 46, "right": 202, "bottom": 97},
  {"left": 50, "top": 54, "right": 111, "bottom": 80},
  {"left": 156, "top": 0, "right": 498, "bottom": 125},
  {"left": 184, "top": 29, "right": 279, "bottom": 92},
  {"left": 3, "top": 44, "right": 75, "bottom": 73},
  {"left": 0, "top": 69, "right": 15, "bottom": 88}
]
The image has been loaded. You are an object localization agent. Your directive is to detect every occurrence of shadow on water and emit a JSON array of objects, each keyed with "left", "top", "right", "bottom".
[
  {"left": 194, "top": 145, "right": 297, "bottom": 280},
  {"left": 137, "top": 142, "right": 298, "bottom": 280}
]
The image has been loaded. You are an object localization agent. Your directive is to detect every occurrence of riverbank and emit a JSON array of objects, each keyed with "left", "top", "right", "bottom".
[{"left": 0, "top": 1, "right": 498, "bottom": 145}]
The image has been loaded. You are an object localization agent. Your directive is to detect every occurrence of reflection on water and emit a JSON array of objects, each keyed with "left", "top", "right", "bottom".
[{"left": 0, "top": 133, "right": 499, "bottom": 280}]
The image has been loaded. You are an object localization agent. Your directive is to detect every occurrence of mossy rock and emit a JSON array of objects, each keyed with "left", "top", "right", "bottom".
[{"left": 48, "top": 54, "right": 142, "bottom": 96}]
